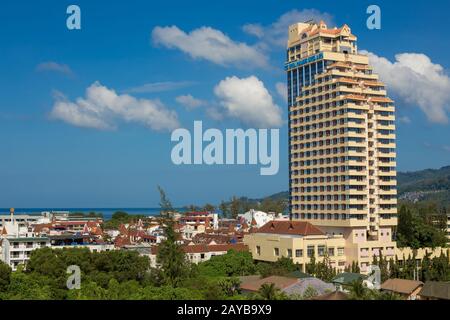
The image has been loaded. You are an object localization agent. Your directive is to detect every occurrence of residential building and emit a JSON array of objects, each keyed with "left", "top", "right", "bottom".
[
  {"left": 0, "top": 208, "right": 51, "bottom": 270},
  {"left": 239, "top": 275, "right": 334, "bottom": 297},
  {"left": 239, "top": 209, "right": 279, "bottom": 228},
  {"left": 1, "top": 236, "right": 50, "bottom": 271},
  {"left": 287, "top": 20, "right": 398, "bottom": 271},
  {"left": 331, "top": 272, "right": 366, "bottom": 291},
  {"left": 244, "top": 220, "right": 347, "bottom": 272},
  {"left": 419, "top": 281, "right": 450, "bottom": 300},
  {"left": 380, "top": 278, "right": 423, "bottom": 300}
]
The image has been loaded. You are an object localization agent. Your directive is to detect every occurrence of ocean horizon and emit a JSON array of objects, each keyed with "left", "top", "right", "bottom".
[{"left": 0, "top": 208, "right": 188, "bottom": 220}]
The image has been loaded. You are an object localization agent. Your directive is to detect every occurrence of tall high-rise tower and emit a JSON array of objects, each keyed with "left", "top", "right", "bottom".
[{"left": 287, "top": 21, "right": 397, "bottom": 270}]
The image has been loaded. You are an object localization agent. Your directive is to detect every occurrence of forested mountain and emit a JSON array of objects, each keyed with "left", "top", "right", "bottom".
[{"left": 251, "top": 165, "right": 450, "bottom": 206}]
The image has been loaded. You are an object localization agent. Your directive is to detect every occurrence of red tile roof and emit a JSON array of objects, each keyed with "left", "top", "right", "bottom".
[{"left": 255, "top": 220, "right": 324, "bottom": 236}]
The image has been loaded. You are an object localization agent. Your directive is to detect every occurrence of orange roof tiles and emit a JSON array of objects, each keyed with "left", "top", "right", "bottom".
[{"left": 255, "top": 220, "right": 324, "bottom": 236}]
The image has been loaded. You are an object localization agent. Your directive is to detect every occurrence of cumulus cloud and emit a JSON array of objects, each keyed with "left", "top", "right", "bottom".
[
  {"left": 36, "top": 62, "right": 73, "bottom": 76},
  {"left": 125, "top": 81, "right": 195, "bottom": 94},
  {"left": 50, "top": 82, "right": 179, "bottom": 131},
  {"left": 275, "top": 82, "right": 287, "bottom": 103},
  {"left": 175, "top": 94, "right": 206, "bottom": 110},
  {"left": 213, "top": 76, "right": 283, "bottom": 128},
  {"left": 205, "top": 107, "right": 224, "bottom": 121},
  {"left": 365, "top": 51, "right": 450, "bottom": 124},
  {"left": 243, "top": 9, "right": 334, "bottom": 48},
  {"left": 152, "top": 26, "right": 268, "bottom": 68}
]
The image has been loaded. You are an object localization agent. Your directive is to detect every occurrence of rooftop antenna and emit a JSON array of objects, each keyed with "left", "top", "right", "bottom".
[{"left": 304, "top": 19, "right": 316, "bottom": 25}]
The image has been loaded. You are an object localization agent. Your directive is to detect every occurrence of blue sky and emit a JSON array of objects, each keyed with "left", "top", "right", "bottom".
[{"left": 1, "top": 0, "right": 450, "bottom": 208}]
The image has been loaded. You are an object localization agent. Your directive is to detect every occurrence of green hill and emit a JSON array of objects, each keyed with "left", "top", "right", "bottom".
[
  {"left": 398, "top": 165, "right": 450, "bottom": 193},
  {"left": 254, "top": 165, "right": 450, "bottom": 206}
]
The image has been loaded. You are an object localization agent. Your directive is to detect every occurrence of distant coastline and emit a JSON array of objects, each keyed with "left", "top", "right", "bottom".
[{"left": 0, "top": 208, "right": 186, "bottom": 220}]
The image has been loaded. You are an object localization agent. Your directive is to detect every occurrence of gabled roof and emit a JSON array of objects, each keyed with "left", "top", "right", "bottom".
[
  {"left": 381, "top": 278, "right": 423, "bottom": 295},
  {"left": 288, "top": 270, "right": 312, "bottom": 279},
  {"left": 332, "top": 272, "right": 366, "bottom": 285},
  {"left": 240, "top": 276, "right": 298, "bottom": 292},
  {"left": 312, "top": 290, "right": 349, "bottom": 300},
  {"left": 255, "top": 220, "right": 324, "bottom": 236},
  {"left": 419, "top": 281, "right": 450, "bottom": 300},
  {"left": 283, "top": 277, "right": 335, "bottom": 296}
]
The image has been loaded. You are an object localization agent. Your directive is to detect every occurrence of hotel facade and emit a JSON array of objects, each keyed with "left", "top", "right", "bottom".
[
  {"left": 286, "top": 21, "right": 398, "bottom": 271},
  {"left": 245, "top": 21, "right": 450, "bottom": 272}
]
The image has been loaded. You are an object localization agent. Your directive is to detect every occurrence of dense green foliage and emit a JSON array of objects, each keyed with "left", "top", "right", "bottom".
[
  {"left": 69, "top": 212, "right": 103, "bottom": 219},
  {"left": 219, "top": 196, "right": 288, "bottom": 218},
  {"left": 396, "top": 202, "right": 448, "bottom": 249},
  {"left": 0, "top": 261, "right": 12, "bottom": 292},
  {"left": 195, "top": 250, "right": 257, "bottom": 277},
  {"left": 305, "top": 254, "right": 337, "bottom": 282},
  {"left": 102, "top": 211, "right": 146, "bottom": 229},
  {"left": 154, "top": 218, "right": 191, "bottom": 287},
  {"left": 347, "top": 278, "right": 402, "bottom": 300},
  {"left": 367, "top": 250, "right": 450, "bottom": 282},
  {"left": 0, "top": 248, "right": 150, "bottom": 300}
]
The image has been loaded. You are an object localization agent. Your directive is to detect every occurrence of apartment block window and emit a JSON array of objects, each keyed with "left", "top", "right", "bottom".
[
  {"left": 274, "top": 248, "right": 280, "bottom": 256},
  {"left": 287, "top": 249, "right": 292, "bottom": 258},
  {"left": 337, "top": 247, "right": 345, "bottom": 256},
  {"left": 296, "top": 249, "right": 303, "bottom": 257},
  {"left": 328, "top": 247, "right": 335, "bottom": 256},
  {"left": 307, "top": 245, "right": 315, "bottom": 257},
  {"left": 318, "top": 245, "right": 326, "bottom": 257},
  {"left": 256, "top": 246, "right": 261, "bottom": 256}
]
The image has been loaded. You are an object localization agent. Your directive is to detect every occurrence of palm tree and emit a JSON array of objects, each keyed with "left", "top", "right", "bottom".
[
  {"left": 348, "top": 279, "right": 369, "bottom": 300},
  {"left": 258, "top": 283, "right": 280, "bottom": 300},
  {"left": 203, "top": 203, "right": 216, "bottom": 213}
]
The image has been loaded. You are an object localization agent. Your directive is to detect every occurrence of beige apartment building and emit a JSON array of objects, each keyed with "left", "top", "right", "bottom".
[
  {"left": 286, "top": 21, "right": 398, "bottom": 272},
  {"left": 244, "top": 220, "right": 348, "bottom": 272}
]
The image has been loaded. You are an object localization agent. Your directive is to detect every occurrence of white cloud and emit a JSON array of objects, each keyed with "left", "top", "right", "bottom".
[
  {"left": 175, "top": 94, "right": 206, "bottom": 110},
  {"left": 152, "top": 26, "right": 268, "bottom": 68},
  {"left": 50, "top": 82, "right": 179, "bottom": 131},
  {"left": 213, "top": 76, "right": 283, "bottom": 128},
  {"left": 243, "top": 9, "right": 333, "bottom": 48},
  {"left": 365, "top": 51, "right": 450, "bottom": 124},
  {"left": 36, "top": 62, "right": 73, "bottom": 76},
  {"left": 125, "top": 81, "right": 195, "bottom": 93},
  {"left": 242, "top": 24, "right": 264, "bottom": 38},
  {"left": 398, "top": 116, "right": 411, "bottom": 124},
  {"left": 205, "top": 107, "right": 224, "bottom": 121},
  {"left": 275, "top": 82, "right": 287, "bottom": 103}
]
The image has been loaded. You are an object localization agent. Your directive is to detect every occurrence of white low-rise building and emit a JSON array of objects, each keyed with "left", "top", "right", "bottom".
[
  {"left": 239, "top": 209, "right": 282, "bottom": 228},
  {"left": 1, "top": 236, "right": 50, "bottom": 270}
]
